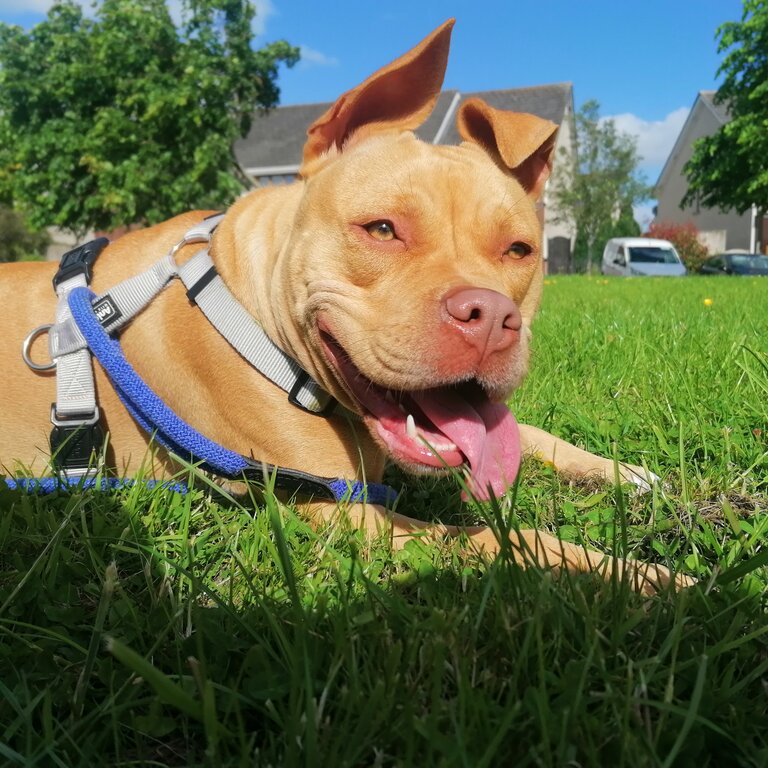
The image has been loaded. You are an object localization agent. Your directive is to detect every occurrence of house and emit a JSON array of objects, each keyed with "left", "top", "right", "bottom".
[
  {"left": 655, "top": 90, "right": 767, "bottom": 254},
  {"left": 234, "top": 84, "right": 578, "bottom": 273},
  {"left": 45, "top": 84, "right": 578, "bottom": 267}
]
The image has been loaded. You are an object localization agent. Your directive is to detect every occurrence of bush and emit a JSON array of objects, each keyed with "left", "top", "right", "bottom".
[
  {"left": 0, "top": 206, "right": 50, "bottom": 262},
  {"left": 644, "top": 220, "right": 709, "bottom": 272}
]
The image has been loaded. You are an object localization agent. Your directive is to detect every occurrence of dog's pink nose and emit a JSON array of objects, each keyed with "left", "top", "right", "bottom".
[{"left": 443, "top": 286, "right": 521, "bottom": 355}]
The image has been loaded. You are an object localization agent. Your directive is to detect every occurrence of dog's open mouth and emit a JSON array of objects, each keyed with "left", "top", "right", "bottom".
[{"left": 320, "top": 330, "right": 521, "bottom": 501}]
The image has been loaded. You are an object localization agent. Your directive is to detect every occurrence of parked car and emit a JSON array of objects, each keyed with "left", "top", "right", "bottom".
[
  {"left": 699, "top": 252, "right": 768, "bottom": 276},
  {"left": 601, "top": 237, "right": 687, "bottom": 277}
]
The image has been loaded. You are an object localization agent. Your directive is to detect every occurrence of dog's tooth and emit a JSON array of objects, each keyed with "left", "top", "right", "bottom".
[
  {"left": 385, "top": 390, "right": 395, "bottom": 403},
  {"left": 406, "top": 413, "right": 417, "bottom": 440}
]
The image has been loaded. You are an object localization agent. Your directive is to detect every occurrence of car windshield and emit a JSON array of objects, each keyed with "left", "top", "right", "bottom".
[
  {"left": 731, "top": 254, "right": 768, "bottom": 271},
  {"left": 628, "top": 247, "right": 679, "bottom": 264}
]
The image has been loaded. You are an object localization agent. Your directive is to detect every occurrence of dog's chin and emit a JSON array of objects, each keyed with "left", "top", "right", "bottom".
[{"left": 318, "top": 328, "right": 523, "bottom": 501}]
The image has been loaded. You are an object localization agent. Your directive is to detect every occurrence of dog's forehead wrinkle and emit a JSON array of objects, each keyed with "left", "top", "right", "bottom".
[{"left": 436, "top": 163, "right": 536, "bottom": 251}]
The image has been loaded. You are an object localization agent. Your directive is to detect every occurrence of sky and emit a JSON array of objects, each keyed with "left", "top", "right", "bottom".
[{"left": 0, "top": 0, "right": 747, "bottom": 224}]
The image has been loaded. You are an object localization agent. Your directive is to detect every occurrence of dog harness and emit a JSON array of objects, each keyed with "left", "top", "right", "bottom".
[{"left": 14, "top": 215, "right": 398, "bottom": 508}]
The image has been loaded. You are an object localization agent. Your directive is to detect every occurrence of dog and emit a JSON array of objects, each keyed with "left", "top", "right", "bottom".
[{"left": 0, "top": 20, "right": 689, "bottom": 593}]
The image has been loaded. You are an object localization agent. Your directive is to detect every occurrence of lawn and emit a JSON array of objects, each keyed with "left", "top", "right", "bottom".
[{"left": 1, "top": 275, "right": 767, "bottom": 766}]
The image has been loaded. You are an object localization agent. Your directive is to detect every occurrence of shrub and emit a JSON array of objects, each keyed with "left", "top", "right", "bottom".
[
  {"left": 0, "top": 206, "right": 50, "bottom": 262},
  {"left": 644, "top": 220, "right": 709, "bottom": 272}
]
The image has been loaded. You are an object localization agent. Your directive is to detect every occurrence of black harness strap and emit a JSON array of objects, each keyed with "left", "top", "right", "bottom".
[{"left": 50, "top": 238, "right": 111, "bottom": 475}]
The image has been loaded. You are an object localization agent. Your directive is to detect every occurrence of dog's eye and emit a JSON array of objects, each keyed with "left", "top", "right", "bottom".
[
  {"left": 365, "top": 220, "right": 396, "bottom": 241},
  {"left": 505, "top": 241, "right": 532, "bottom": 259}
]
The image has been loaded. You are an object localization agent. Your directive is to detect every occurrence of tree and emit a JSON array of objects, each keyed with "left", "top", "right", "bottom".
[
  {"left": 0, "top": 0, "right": 299, "bottom": 237},
  {"left": 645, "top": 221, "right": 709, "bottom": 272},
  {"left": 571, "top": 201, "right": 641, "bottom": 269},
  {"left": 0, "top": 206, "right": 50, "bottom": 262},
  {"left": 684, "top": 0, "right": 768, "bottom": 222},
  {"left": 551, "top": 100, "right": 649, "bottom": 273}
]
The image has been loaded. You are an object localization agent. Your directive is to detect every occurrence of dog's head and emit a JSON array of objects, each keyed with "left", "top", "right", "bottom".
[{"left": 274, "top": 21, "right": 557, "bottom": 500}]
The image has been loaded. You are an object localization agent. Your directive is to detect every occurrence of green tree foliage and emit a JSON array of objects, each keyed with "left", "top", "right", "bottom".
[
  {"left": 645, "top": 220, "right": 710, "bottom": 272},
  {"left": 0, "top": 206, "right": 50, "bottom": 262},
  {"left": 551, "top": 100, "right": 648, "bottom": 273},
  {"left": 684, "top": 0, "right": 768, "bottom": 217},
  {"left": 0, "top": 0, "right": 299, "bottom": 237}
]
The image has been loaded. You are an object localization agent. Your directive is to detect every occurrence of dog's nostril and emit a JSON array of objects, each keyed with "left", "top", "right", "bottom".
[
  {"left": 469, "top": 308, "right": 481, "bottom": 321},
  {"left": 502, "top": 312, "right": 519, "bottom": 329}
]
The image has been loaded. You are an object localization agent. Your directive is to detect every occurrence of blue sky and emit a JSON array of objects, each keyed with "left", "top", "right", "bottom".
[{"left": 0, "top": 0, "right": 746, "bottom": 215}]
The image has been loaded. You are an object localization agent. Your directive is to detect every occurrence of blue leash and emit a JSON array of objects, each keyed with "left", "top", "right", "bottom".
[
  {"left": 4, "top": 287, "right": 397, "bottom": 508},
  {"left": 4, "top": 477, "right": 187, "bottom": 494}
]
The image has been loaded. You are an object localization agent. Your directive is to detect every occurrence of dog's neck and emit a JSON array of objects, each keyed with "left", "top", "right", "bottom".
[
  {"left": 213, "top": 186, "right": 307, "bottom": 362},
  {"left": 82, "top": 203, "right": 383, "bottom": 484}
]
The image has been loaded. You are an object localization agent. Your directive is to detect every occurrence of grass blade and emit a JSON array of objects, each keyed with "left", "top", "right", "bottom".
[{"left": 107, "top": 637, "right": 202, "bottom": 721}]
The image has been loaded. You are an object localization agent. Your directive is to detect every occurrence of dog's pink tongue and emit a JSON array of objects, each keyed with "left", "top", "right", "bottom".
[{"left": 412, "top": 391, "right": 521, "bottom": 501}]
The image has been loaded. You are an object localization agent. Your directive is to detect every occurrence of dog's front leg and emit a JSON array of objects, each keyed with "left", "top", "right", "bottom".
[
  {"left": 302, "top": 501, "right": 690, "bottom": 594},
  {"left": 518, "top": 424, "right": 659, "bottom": 491}
]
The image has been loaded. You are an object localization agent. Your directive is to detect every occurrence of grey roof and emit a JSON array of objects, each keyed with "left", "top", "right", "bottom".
[
  {"left": 234, "top": 103, "right": 328, "bottom": 170},
  {"left": 435, "top": 84, "right": 573, "bottom": 146},
  {"left": 234, "top": 84, "right": 573, "bottom": 173},
  {"left": 698, "top": 90, "right": 730, "bottom": 124},
  {"left": 655, "top": 90, "right": 731, "bottom": 188}
]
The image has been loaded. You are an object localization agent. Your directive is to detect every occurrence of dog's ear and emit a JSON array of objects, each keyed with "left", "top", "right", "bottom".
[
  {"left": 301, "top": 20, "right": 454, "bottom": 172},
  {"left": 457, "top": 97, "right": 558, "bottom": 198}
]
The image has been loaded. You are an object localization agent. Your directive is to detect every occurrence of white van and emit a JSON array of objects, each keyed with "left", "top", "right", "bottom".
[{"left": 601, "top": 237, "right": 687, "bottom": 276}]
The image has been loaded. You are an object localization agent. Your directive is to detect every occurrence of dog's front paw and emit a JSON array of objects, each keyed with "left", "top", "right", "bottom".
[{"left": 623, "top": 560, "right": 696, "bottom": 596}]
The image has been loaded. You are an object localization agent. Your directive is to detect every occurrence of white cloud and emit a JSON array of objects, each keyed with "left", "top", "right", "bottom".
[
  {"left": 603, "top": 107, "right": 689, "bottom": 174},
  {"left": 297, "top": 44, "right": 339, "bottom": 68}
]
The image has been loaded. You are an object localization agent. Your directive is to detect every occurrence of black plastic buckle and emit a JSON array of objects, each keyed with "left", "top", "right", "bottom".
[
  {"left": 287, "top": 372, "right": 336, "bottom": 416},
  {"left": 53, "top": 237, "right": 110, "bottom": 290},
  {"left": 49, "top": 406, "right": 105, "bottom": 476}
]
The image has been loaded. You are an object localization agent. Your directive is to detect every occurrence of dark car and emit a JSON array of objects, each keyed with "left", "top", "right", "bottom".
[{"left": 700, "top": 252, "right": 768, "bottom": 276}]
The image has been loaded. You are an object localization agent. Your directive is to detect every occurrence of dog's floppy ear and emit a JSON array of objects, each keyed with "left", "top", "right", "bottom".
[
  {"left": 301, "top": 19, "right": 454, "bottom": 172},
  {"left": 457, "top": 97, "right": 558, "bottom": 198}
]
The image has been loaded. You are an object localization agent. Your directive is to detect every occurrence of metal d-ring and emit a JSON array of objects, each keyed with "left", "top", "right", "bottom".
[{"left": 22, "top": 324, "right": 56, "bottom": 371}]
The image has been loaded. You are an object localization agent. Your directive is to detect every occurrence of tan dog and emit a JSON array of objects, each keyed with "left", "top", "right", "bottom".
[{"left": 0, "top": 21, "right": 687, "bottom": 592}]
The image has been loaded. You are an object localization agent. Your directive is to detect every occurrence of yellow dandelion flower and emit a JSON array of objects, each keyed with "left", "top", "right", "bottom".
[{"left": 703, "top": 298, "right": 713, "bottom": 307}]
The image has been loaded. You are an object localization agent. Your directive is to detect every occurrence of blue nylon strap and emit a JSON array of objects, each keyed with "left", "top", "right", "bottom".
[
  {"left": 2, "top": 474, "right": 396, "bottom": 507},
  {"left": 4, "top": 477, "right": 187, "bottom": 494},
  {"left": 55, "top": 286, "right": 398, "bottom": 508},
  {"left": 69, "top": 287, "right": 250, "bottom": 476}
]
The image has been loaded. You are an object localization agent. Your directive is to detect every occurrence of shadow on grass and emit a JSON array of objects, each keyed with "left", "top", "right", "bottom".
[{"left": 1, "top": 477, "right": 767, "bottom": 767}]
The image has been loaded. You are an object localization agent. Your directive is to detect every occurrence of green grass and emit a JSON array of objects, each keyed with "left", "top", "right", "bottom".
[{"left": 1, "top": 275, "right": 767, "bottom": 766}]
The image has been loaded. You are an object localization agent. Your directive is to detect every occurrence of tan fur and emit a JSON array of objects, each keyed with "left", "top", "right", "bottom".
[{"left": 0, "top": 20, "right": 690, "bottom": 593}]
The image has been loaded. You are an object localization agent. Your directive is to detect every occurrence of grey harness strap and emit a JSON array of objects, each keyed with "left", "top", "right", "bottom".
[
  {"left": 52, "top": 269, "right": 98, "bottom": 420},
  {"left": 42, "top": 214, "right": 335, "bottom": 457},
  {"left": 176, "top": 249, "right": 331, "bottom": 413}
]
